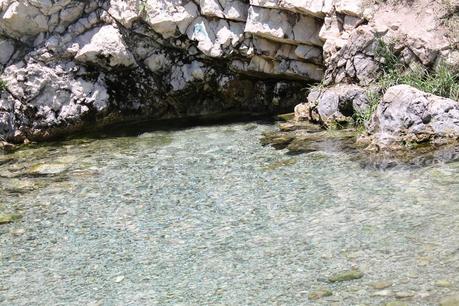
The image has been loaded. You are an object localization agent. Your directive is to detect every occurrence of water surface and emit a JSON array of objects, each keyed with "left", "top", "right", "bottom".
[{"left": 0, "top": 122, "right": 458, "bottom": 305}]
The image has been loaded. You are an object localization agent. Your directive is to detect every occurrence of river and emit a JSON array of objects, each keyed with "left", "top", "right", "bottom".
[{"left": 0, "top": 122, "right": 458, "bottom": 305}]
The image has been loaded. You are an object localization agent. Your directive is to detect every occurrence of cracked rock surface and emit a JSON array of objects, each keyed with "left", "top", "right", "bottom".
[{"left": 0, "top": 0, "right": 457, "bottom": 143}]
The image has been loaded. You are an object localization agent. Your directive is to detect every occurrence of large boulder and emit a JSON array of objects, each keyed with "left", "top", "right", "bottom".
[
  {"left": 145, "top": 0, "right": 199, "bottom": 38},
  {"left": 244, "top": 6, "right": 323, "bottom": 47},
  {"left": 0, "top": 1, "right": 49, "bottom": 39},
  {"left": 1, "top": 60, "right": 109, "bottom": 141},
  {"left": 249, "top": 0, "right": 331, "bottom": 17},
  {"left": 295, "top": 84, "right": 369, "bottom": 124},
  {"left": 366, "top": 85, "right": 459, "bottom": 148},
  {"left": 75, "top": 25, "right": 137, "bottom": 69}
]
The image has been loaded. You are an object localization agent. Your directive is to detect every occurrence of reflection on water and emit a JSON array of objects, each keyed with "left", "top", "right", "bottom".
[{"left": 0, "top": 122, "right": 458, "bottom": 305}]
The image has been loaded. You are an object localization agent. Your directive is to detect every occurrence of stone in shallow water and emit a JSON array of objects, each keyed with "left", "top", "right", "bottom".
[
  {"left": 372, "top": 289, "right": 393, "bottom": 297},
  {"left": 114, "top": 275, "right": 125, "bottom": 283},
  {"left": 27, "top": 163, "right": 68, "bottom": 176},
  {"left": 259, "top": 132, "right": 295, "bottom": 149},
  {"left": 276, "top": 113, "right": 295, "bottom": 122},
  {"left": 436, "top": 280, "right": 453, "bottom": 288},
  {"left": 3, "top": 179, "right": 41, "bottom": 193},
  {"left": 11, "top": 228, "right": 25, "bottom": 236},
  {"left": 440, "top": 294, "right": 459, "bottom": 306},
  {"left": 395, "top": 291, "right": 415, "bottom": 299},
  {"left": 308, "top": 289, "right": 332, "bottom": 300},
  {"left": 263, "top": 158, "right": 297, "bottom": 171},
  {"left": 385, "top": 302, "right": 409, "bottom": 306},
  {"left": 370, "top": 281, "right": 393, "bottom": 289},
  {"left": 278, "top": 121, "right": 323, "bottom": 132},
  {"left": 0, "top": 213, "right": 22, "bottom": 224},
  {"left": 328, "top": 269, "right": 364, "bottom": 282}
]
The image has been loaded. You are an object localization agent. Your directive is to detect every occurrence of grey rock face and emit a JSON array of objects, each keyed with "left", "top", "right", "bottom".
[
  {"left": 295, "top": 84, "right": 369, "bottom": 125},
  {"left": 0, "top": 0, "right": 456, "bottom": 143},
  {"left": 0, "top": 0, "right": 322, "bottom": 142},
  {"left": 366, "top": 85, "right": 459, "bottom": 148}
]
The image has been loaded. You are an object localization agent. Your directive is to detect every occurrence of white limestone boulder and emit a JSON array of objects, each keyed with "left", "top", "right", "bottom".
[
  {"left": 108, "top": 0, "right": 139, "bottom": 28},
  {"left": 169, "top": 61, "right": 207, "bottom": 91},
  {"left": 0, "top": 1, "right": 49, "bottom": 39},
  {"left": 186, "top": 17, "right": 244, "bottom": 57},
  {"left": 335, "top": 0, "right": 364, "bottom": 17},
  {"left": 297, "top": 84, "right": 369, "bottom": 123},
  {"left": 249, "top": 0, "right": 327, "bottom": 17},
  {"left": 367, "top": 85, "right": 459, "bottom": 147},
  {"left": 232, "top": 55, "right": 324, "bottom": 80},
  {"left": 2, "top": 61, "right": 109, "bottom": 127},
  {"left": 75, "top": 25, "right": 137, "bottom": 69},
  {"left": 199, "top": 0, "right": 248, "bottom": 21},
  {"left": 145, "top": 0, "right": 199, "bottom": 38},
  {"left": 245, "top": 6, "right": 323, "bottom": 47}
]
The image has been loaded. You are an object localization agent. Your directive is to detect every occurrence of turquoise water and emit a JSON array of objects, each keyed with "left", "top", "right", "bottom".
[{"left": 0, "top": 122, "right": 458, "bottom": 305}]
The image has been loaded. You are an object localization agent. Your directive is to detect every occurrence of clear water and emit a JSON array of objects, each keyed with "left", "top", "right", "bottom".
[{"left": 0, "top": 122, "right": 458, "bottom": 305}]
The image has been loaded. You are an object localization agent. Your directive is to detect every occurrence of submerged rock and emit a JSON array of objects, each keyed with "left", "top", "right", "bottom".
[
  {"left": 263, "top": 158, "right": 297, "bottom": 171},
  {"left": 440, "top": 294, "right": 459, "bottom": 306},
  {"left": 385, "top": 302, "right": 409, "bottom": 306},
  {"left": 435, "top": 280, "right": 453, "bottom": 288},
  {"left": 260, "top": 132, "right": 295, "bottom": 149},
  {"left": 394, "top": 291, "right": 415, "bottom": 299},
  {"left": 308, "top": 289, "right": 333, "bottom": 300},
  {"left": 0, "top": 213, "right": 22, "bottom": 225},
  {"left": 328, "top": 269, "right": 364, "bottom": 282},
  {"left": 3, "top": 179, "right": 42, "bottom": 193},
  {"left": 27, "top": 163, "right": 68, "bottom": 176},
  {"left": 370, "top": 281, "right": 393, "bottom": 290}
]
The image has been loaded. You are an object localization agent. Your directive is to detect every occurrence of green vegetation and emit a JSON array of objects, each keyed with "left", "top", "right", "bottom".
[
  {"left": 353, "top": 39, "right": 459, "bottom": 127},
  {"left": 0, "top": 79, "right": 6, "bottom": 92},
  {"left": 328, "top": 268, "right": 364, "bottom": 282},
  {"left": 138, "top": 0, "right": 148, "bottom": 15},
  {"left": 353, "top": 91, "right": 380, "bottom": 128},
  {"left": 376, "top": 39, "right": 459, "bottom": 101},
  {"left": 0, "top": 213, "right": 22, "bottom": 225}
]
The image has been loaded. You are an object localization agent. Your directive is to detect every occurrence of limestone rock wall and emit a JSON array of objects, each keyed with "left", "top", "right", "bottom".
[
  {"left": 0, "top": 0, "right": 328, "bottom": 141},
  {"left": 0, "top": 0, "right": 456, "bottom": 143}
]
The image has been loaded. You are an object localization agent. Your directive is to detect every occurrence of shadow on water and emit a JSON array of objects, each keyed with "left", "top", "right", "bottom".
[
  {"left": 356, "top": 145, "right": 459, "bottom": 170},
  {"left": 6, "top": 114, "right": 459, "bottom": 171},
  {"left": 76, "top": 113, "right": 276, "bottom": 139},
  {"left": 1, "top": 113, "right": 277, "bottom": 155},
  {"left": 260, "top": 124, "right": 459, "bottom": 170}
]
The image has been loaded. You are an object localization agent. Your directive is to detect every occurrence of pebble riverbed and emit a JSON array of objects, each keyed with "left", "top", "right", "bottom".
[{"left": 0, "top": 122, "right": 458, "bottom": 305}]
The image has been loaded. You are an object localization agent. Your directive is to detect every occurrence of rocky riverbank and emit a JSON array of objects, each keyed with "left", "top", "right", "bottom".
[{"left": 0, "top": 0, "right": 458, "bottom": 150}]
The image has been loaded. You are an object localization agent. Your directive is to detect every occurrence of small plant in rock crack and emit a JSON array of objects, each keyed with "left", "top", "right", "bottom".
[
  {"left": 353, "top": 91, "right": 381, "bottom": 128},
  {"left": 138, "top": 0, "right": 148, "bottom": 15},
  {"left": 352, "top": 39, "right": 459, "bottom": 129},
  {"left": 0, "top": 79, "right": 7, "bottom": 92},
  {"left": 375, "top": 39, "right": 459, "bottom": 100}
]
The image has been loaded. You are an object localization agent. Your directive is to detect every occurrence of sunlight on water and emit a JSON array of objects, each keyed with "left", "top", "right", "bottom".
[{"left": 0, "top": 122, "right": 458, "bottom": 305}]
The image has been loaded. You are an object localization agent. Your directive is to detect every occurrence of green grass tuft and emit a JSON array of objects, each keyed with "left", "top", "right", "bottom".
[
  {"left": 0, "top": 79, "right": 7, "bottom": 92},
  {"left": 376, "top": 39, "right": 459, "bottom": 101},
  {"left": 353, "top": 39, "right": 459, "bottom": 127},
  {"left": 353, "top": 91, "right": 381, "bottom": 127}
]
